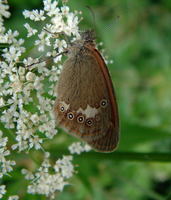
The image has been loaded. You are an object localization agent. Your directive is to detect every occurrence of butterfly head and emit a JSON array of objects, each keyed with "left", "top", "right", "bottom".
[
  {"left": 66, "top": 30, "right": 96, "bottom": 57},
  {"left": 80, "top": 30, "right": 96, "bottom": 44}
]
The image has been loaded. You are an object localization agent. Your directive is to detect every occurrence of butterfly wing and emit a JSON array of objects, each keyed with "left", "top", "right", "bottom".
[{"left": 54, "top": 47, "right": 119, "bottom": 152}]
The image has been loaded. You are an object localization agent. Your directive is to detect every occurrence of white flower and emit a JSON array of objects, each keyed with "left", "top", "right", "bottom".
[
  {"left": 22, "top": 169, "right": 34, "bottom": 180},
  {"left": 26, "top": 71, "right": 36, "bottom": 81},
  {"left": 53, "top": 39, "right": 67, "bottom": 52},
  {"left": 2, "top": 46, "right": 22, "bottom": 62},
  {"left": 0, "top": 185, "right": 6, "bottom": 199},
  {"left": 3, "top": 29, "right": 19, "bottom": 44},
  {"left": 35, "top": 31, "right": 51, "bottom": 51},
  {"left": 8, "top": 195, "right": 19, "bottom": 200},
  {"left": 0, "top": 34, "right": 8, "bottom": 43},
  {"left": 23, "top": 154, "right": 74, "bottom": 199},
  {"left": 23, "top": 57, "right": 39, "bottom": 67},
  {"left": 0, "top": 2, "right": 10, "bottom": 18},
  {"left": 65, "top": 13, "right": 79, "bottom": 36},
  {"left": 10, "top": 76, "right": 23, "bottom": 93},
  {"left": 18, "top": 66, "right": 25, "bottom": 75},
  {"left": 68, "top": 142, "right": 82, "bottom": 154},
  {"left": 54, "top": 156, "right": 74, "bottom": 178},
  {"left": 43, "top": 0, "right": 60, "bottom": 17},
  {"left": 0, "top": 0, "right": 82, "bottom": 198},
  {"left": 23, "top": 9, "right": 45, "bottom": 21},
  {"left": 53, "top": 54, "right": 62, "bottom": 63},
  {"left": 0, "top": 0, "right": 10, "bottom": 35},
  {"left": 0, "top": 130, "right": 15, "bottom": 177},
  {"left": 30, "top": 114, "right": 39, "bottom": 123},
  {"left": 61, "top": 6, "right": 69, "bottom": 15},
  {"left": 0, "top": 131, "right": 8, "bottom": 147},
  {"left": 84, "top": 143, "right": 92, "bottom": 152},
  {"left": 51, "top": 14, "right": 65, "bottom": 33},
  {"left": 24, "top": 23, "right": 38, "bottom": 37},
  {"left": 1, "top": 160, "right": 16, "bottom": 174},
  {"left": 69, "top": 142, "right": 91, "bottom": 154},
  {"left": 29, "top": 136, "right": 43, "bottom": 150},
  {"left": 0, "top": 97, "right": 5, "bottom": 107}
]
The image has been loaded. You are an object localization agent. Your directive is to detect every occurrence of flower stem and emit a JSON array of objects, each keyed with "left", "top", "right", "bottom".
[{"left": 75, "top": 151, "right": 171, "bottom": 162}]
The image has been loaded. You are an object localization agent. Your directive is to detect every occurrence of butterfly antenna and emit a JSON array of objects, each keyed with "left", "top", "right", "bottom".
[{"left": 86, "top": 6, "right": 97, "bottom": 31}]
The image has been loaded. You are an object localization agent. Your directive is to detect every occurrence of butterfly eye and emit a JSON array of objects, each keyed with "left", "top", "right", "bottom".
[
  {"left": 67, "top": 112, "right": 74, "bottom": 120},
  {"left": 77, "top": 115, "right": 85, "bottom": 123},
  {"left": 100, "top": 99, "right": 108, "bottom": 108},
  {"left": 86, "top": 118, "right": 93, "bottom": 127}
]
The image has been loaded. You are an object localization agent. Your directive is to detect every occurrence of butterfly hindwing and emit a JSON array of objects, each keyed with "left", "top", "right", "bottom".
[{"left": 54, "top": 46, "right": 119, "bottom": 152}]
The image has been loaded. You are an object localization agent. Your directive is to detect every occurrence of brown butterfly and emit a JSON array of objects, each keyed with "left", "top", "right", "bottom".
[{"left": 54, "top": 30, "right": 119, "bottom": 152}]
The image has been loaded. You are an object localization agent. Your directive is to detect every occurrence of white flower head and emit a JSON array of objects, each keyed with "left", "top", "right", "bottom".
[
  {"left": 0, "top": 97, "right": 5, "bottom": 107},
  {"left": 0, "top": 1, "right": 10, "bottom": 19},
  {"left": 2, "top": 46, "right": 22, "bottom": 62},
  {"left": 69, "top": 142, "right": 92, "bottom": 154},
  {"left": 8, "top": 195, "right": 19, "bottom": 200},
  {"left": 0, "top": 0, "right": 82, "bottom": 198},
  {"left": 26, "top": 71, "right": 36, "bottom": 81},
  {"left": 23, "top": 155, "right": 74, "bottom": 198},
  {"left": 61, "top": 6, "right": 70, "bottom": 15},
  {"left": 10, "top": 76, "right": 23, "bottom": 93},
  {"left": 24, "top": 23, "right": 38, "bottom": 37},
  {"left": 0, "top": 185, "right": 6, "bottom": 198},
  {"left": 43, "top": 0, "right": 60, "bottom": 17},
  {"left": 23, "top": 9, "right": 45, "bottom": 21},
  {"left": 35, "top": 31, "right": 51, "bottom": 51}
]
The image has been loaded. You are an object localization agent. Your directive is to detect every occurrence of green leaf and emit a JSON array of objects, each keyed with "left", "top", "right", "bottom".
[{"left": 119, "top": 121, "right": 171, "bottom": 150}]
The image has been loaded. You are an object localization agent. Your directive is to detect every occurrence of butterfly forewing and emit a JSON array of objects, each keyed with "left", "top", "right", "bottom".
[{"left": 54, "top": 37, "right": 119, "bottom": 152}]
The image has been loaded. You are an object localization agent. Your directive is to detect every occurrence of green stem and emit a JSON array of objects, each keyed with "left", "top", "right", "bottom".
[
  {"left": 74, "top": 151, "right": 171, "bottom": 162},
  {"left": 49, "top": 145, "right": 171, "bottom": 162}
]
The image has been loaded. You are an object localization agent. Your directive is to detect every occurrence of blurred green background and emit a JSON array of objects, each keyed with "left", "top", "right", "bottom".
[{"left": 3, "top": 0, "right": 171, "bottom": 199}]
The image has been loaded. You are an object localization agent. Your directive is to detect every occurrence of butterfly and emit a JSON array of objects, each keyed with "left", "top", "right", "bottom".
[{"left": 54, "top": 30, "right": 119, "bottom": 152}]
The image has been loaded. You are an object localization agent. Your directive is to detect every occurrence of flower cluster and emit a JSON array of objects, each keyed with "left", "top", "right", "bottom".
[
  {"left": 0, "top": 0, "right": 10, "bottom": 41},
  {"left": 23, "top": 0, "right": 80, "bottom": 54},
  {"left": 0, "top": 131, "right": 16, "bottom": 178},
  {"left": 0, "top": 1, "right": 19, "bottom": 198},
  {"left": 0, "top": 0, "right": 82, "bottom": 198},
  {"left": 69, "top": 142, "right": 91, "bottom": 154},
  {"left": 1, "top": 0, "right": 80, "bottom": 153},
  {"left": 22, "top": 153, "right": 74, "bottom": 199}
]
